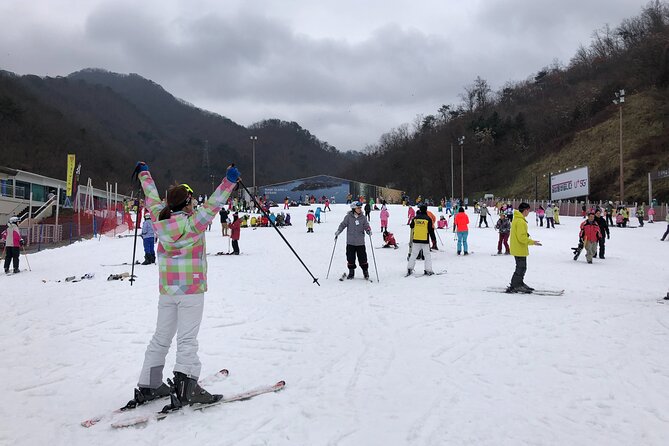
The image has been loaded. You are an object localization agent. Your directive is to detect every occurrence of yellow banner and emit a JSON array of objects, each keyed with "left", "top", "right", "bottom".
[{"left": 66, "top": 154, "right": 76, "bottom": 196}]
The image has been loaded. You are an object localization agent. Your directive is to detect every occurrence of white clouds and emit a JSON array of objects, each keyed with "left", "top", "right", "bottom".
[{"left": 0, "top": 0, "right": 646, "bottom": 150}]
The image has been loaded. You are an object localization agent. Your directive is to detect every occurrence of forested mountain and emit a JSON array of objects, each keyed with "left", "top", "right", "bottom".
[
  {"left": 0, "top": 69, "right": 356, "bottom": 195},
  {"left": 343, "top": 1, "right": 669, "bottom": 202}
]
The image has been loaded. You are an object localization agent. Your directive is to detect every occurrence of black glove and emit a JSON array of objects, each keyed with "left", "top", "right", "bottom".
[{"left": 20, "top": 239, "right": 25, "bottom": 246}]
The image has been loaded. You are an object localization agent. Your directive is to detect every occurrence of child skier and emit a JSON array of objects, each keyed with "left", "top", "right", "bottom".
[
  {"left": 382, "top": 230, "right": 398, "bottom": 249},
  {"left": 380, "top": 205, "right": 390, "bottom": 232},
  {"left": 495, "top": 212, "right": 511, "bottom": 255},
  {"left": 141, "top": 211, "right": 156, "bottom": 265},
  {"left": 126, "top": 161, "right": 240, "bottom": 412},
  {"left": 306, "top": 210, "right": 316, "bottom": 233}
]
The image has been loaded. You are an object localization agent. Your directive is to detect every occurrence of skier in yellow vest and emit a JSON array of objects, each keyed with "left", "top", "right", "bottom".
[{"left": 406, "top": 204, "right": 437, "bottom": 276}]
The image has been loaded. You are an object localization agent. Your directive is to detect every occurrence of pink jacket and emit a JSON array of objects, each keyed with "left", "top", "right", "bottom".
[
  {"left": 140, "top": 171, "right": 236, "bottom": 295},
  {"left": 380, "top": 208, "right": 390, "bottom": 222},
  {"left": 407, "top": 207, "right": 415, "bottom": 219},
  {"left": 1, "top": 225, "right": 22, "bottom": 247}
]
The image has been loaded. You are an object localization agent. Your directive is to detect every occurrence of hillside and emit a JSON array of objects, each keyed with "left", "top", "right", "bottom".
[
  {"left": 343, "top": 2, "right": 669, "bottom": 203},
  {"left": 0, "top": 69, "right": 355, "bottom": 195}
]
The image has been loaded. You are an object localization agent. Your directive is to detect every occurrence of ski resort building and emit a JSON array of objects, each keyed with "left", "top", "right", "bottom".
[{"left": 257, "top": 175, "right": 404, "bottom": 204}]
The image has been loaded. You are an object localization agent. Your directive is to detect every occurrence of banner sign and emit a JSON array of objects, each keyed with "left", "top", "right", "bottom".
[
  {"left": 651, "top": 168, "right": 669, "bottom": 180},
  {"left": 66, "top": 154, "right": 76, "bottom": 196},
  {"left": 550, "top": 167, "right": 589, "bottom": 200}
]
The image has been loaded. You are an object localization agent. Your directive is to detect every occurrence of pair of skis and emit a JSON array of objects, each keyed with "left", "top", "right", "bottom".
[
  {"left": 484, "top": 287, "right": 564, "bottom": 296},
  {"left": 81, "top": 368, "right": 285, "bottom": 428}
]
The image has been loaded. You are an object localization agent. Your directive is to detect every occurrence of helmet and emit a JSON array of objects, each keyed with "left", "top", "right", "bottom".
[
  {"left": 8, "top": 216, "right": 19, "bottom": 224},
  {"left": 180, "top": 183, "right": 194, "bottom": 195},
  {"left": 350, "top": 201, "right": 362, "bottom": 209},
  {"left": 418, "top": 204, "right": 428, "bottom": 213}
]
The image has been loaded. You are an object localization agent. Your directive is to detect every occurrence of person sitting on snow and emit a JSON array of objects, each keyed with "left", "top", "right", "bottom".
[{"left": 382, "top": 230, "right": 398, "bottom": 249}]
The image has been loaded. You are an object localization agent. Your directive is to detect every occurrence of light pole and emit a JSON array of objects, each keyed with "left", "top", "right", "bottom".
[
  {"left": 613, "top": 89, "right": 625, "bottom": 203},
  {"left": 458, "top": 136, "right": 465, "bottom": 203},
  {"left": 450, "top": 142, "right": 454, "bottom": 199},
  {"left": 250, "top": 136, "right": 258, "bottom": 196}
]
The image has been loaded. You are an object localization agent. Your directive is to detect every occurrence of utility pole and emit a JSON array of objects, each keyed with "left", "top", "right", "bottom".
[
  {"left": 458, "top": 136, "right": 465, "bottom": 203},
  {"left": 250, "top": 136, "right": 258, "bottom": 197},
  {"left": 613, "top": 89, "right": 625, "bottom": 203},
  {"left": 450, "top": 143, "right": 454, "bottom": 199}
]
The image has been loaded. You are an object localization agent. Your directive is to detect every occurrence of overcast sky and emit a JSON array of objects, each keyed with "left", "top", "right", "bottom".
[{"left": 0, "top": 0, "right": 647, "bottom": 151}]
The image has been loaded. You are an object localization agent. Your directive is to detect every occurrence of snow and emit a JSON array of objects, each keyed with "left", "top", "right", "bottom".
[{"left": 1, "top": 204, "right": 668, "bottom": 445}]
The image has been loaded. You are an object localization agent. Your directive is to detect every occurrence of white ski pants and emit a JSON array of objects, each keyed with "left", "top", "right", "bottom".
[
  {"left": 138, "top": 293, "right": 204, "bottom": 388},
  {"left": 408, "top": 243, "right": 433, "bottom": 273}
]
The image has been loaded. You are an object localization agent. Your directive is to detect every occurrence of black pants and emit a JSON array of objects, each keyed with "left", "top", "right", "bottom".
[
  {"left": 3, "top": 246, "right": 20, "bottom": 271},
  {"left": 606, "top": 215, "right": 613, "bottom": 226},
  {"left": 511, "top": 256, "right": 527, "bottom": 287},
  {"left": 638, "top": 217, "right": 644, "bottom": 227},
  {"left": 479, "top": 216, "right": 488, "bottom": 227},
  {"left": 231, "top": 240, "right": 240, "bottom": 254},
  {"left": 346, "top": 244, "right": 368, "bottom": 272},
  {"left": 595, "top": 238, "right": 605, "bottom": 258}
]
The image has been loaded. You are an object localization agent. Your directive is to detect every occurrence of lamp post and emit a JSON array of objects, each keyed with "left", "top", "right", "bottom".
[
  {"left": 450, "top": 142, "right": 454, "bottom": 199},
  {"left": 458, "top": 136, "right": 465, "bottom": 203},
  {"left": 250, "top": 136, "right": 258, "bottom": 197},
  {"left": 613, "top": 89, "right": 625, "bottom": 203}
]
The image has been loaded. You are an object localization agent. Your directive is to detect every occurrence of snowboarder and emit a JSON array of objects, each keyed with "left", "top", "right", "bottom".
[
  {"left": 1, "top": 216, "right": 23, "bottom": 273},
  {"left": 578, "top": 212, "right": 602, "bottom": 264},
  {"left": 507, "top": 203, "right": 542, "bottom": 293},
  {"left": 129, "top": 161, "right": 240, "bottom": 411},
  {"left": 407, "top": 204, "right": 436, "bottom": 276},
  {"left": 495, "top": 212, "right": 511, "bottom": 255},
  {"left": 141, "top": 211, "right": 156, "bottom": 265},
  {"left": 335, "top": 202, "right": 372, "bottom": 280},
  {"left": 453, "top": 207, "right": 470, "bottom": 255}
]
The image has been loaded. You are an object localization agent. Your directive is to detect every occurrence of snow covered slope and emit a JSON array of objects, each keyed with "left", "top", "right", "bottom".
[{"left": 1, "top": 204, "right": 668, "bottom": 445}]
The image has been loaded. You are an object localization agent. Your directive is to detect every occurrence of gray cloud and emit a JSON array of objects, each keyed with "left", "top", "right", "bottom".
[{"left": 0, "top": 0, "right": 646, "bottom": 150}]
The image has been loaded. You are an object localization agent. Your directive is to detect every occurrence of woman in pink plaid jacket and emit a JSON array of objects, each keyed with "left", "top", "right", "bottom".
[{"left": 125, "top": 162, "right": 240, "bottom": 411}]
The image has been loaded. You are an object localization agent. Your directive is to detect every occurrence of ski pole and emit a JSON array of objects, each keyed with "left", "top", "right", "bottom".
[
  {"left": 368, "top": 233, "right": 380, "bottom": 282},
  {"left": 435, "top": 229, "right": 444, "bottom": 246},
  {"left": 20, "top": 244, "right": 31, "bottom": 271},
  {"left": 238, "top": 180, "right": 320, "bottom": 286},
  {"left": 326, "top": 236, "right": 337, "bottom": 279},
  {"left": 129, "top": 197, "right": 142, "bottom": 286}
]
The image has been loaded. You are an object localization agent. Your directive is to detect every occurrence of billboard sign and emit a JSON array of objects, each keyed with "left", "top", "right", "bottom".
[{"left": 550, "top": 167, "right": 589, "bottom": 200}]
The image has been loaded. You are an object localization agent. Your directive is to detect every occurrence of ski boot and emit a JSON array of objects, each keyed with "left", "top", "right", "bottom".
[
  {"left": 424, "top": 271, "right": 434, "bottom": 276},
  {"left": 141, "top": 255, "right": 151, "bottom": 265},
  {"left": 405, "top": 268, "right": 413, "bottom": 277},
  {"left": 13, "top": 268, "right": 20, "bottom": 274},
  {"left": 162, "top": 372, "right": 222, "bottom": 412},
  {"left": 346, "top": 269, "right": 355, "bottom": 280},
  {"left": 363, "top": 269, "right": 369, "bottom": 280},
  {"left": 123, "top": 383, "right": 171, "bottom": 410},
  {"left": 521, "top": 283, "right": 535, "bottom": 292}
]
